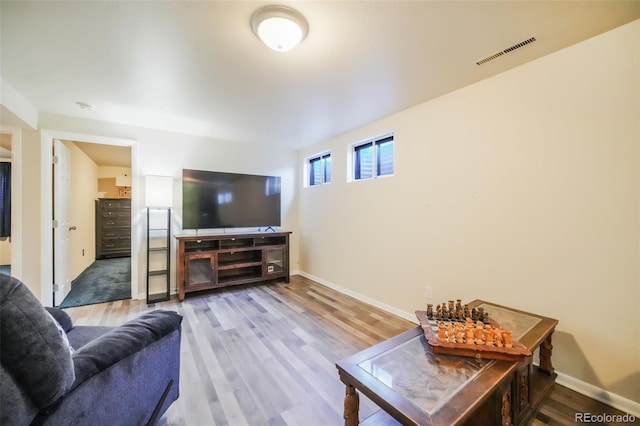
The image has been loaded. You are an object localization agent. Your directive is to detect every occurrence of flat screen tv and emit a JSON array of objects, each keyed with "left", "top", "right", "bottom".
[{"left": 182, "top": 169, "right": 281, "bottom": 230}]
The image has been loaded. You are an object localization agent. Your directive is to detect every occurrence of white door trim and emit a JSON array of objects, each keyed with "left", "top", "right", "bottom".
[{"left": 39, "top": 129, "right": 138, "bottom": 307}]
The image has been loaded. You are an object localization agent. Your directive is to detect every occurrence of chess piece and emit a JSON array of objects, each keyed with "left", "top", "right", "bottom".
[
  {"left": 344, "top": 385, "right": 359, "bottom": 426},
  {"left": 465, "top": 319, "right": 475, "bottom": 343},
  {"left": 494, "top": 328, "right": 504, "bottom": 347},
  {"left": 484, "top": 325, "right": 494, "bottom": 346},
  {"left": 474, "top": 321, "right": 485, "bottom": 345},
  {"left": 426, "top": 304, "right": 433, "bottom": 319},
  {"left": 437, "top": 322, "right": 446, "bottom": 341},
  {"left": 503, "top": 330, "right": 513, "bottom": 348},
  {"left": 477, "top": 307, "right": 485, "bottom": 322},
  {"left": 447, "top": 324, "right": 455, "bottom": 342},
  {"left": 455, "top": 328, "right": 464, "bottom": 344}
]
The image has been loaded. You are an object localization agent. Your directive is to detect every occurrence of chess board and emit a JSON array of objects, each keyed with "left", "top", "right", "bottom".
[{"left": 415, "top": 310, "right": 532, "bottom": 362}]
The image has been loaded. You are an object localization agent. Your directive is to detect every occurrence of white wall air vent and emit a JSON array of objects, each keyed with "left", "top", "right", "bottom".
[{"left": 476, "top": 37, "right": 537, "bottom": 65}]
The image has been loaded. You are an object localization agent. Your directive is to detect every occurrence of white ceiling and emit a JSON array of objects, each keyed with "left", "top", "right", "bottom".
[
  {"left": 1, "top": 1, "right": 638, "bottom": 150},
  {"left": 72, "top": 141, "right": 131, "bottom": 167}
]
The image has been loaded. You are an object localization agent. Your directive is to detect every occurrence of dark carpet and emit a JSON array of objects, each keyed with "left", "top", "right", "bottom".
[
  {"left": 0, "top": 265, "right": 10, "bottom": 276},
  {"left": 59, "top": 257, "right": 131, "bottom": 308}
]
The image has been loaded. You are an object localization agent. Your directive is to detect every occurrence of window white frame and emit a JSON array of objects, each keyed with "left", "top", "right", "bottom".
[
  {"left": 349, "top": 132, "right": 394, "bottom": 182},
  {"left": 305, "top": 151, "right": 331, "bottom": 187}
]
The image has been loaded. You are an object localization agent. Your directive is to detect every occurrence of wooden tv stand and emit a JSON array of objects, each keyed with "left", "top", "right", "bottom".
[{"left": 175, "top": 231, "right": 290, "bottom": 301}]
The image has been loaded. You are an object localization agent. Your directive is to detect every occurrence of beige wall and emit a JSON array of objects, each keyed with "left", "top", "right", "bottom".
[
  {"left": 132, "top": 130, "right": 299, "bottom": 298},
  {"left": 98, "top": 165, "right": 131, "bottom": 179},
  {"left": 27, "top": 117, "right": 299, "bottom": 300},
  {"left": 64, "top": 141, "right": 98, "bottom": 279},
  {"left": 19, "top": 129, "right": 46, "bottom": 299},
  {"left": 298, "top": 21, "right": 639, "bottom": 404},
  {"left": 0, "top": 240, "right": 9, "bottom": 265},
  {"left": 98, "top": 166, "right": 132, "bottom": 198}
]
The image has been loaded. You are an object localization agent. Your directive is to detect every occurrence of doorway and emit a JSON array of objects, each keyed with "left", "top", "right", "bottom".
[
  {"left": 52, "top": 138, "right": 134, "bottom": 307},
  {"left": 0, "top": 133, "right": 11, "bottom": 276}
]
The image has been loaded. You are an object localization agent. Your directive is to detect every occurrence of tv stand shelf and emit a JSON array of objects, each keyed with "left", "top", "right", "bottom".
[{"left": 175, "top": 231, "right": 291, "bottom": 301}]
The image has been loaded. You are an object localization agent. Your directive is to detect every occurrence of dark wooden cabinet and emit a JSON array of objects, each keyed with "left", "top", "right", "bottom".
[
  {"left": 184, "top": 252, "right": 217, "bottom": 292},
  {"left": 176, "top": 232, "right": 290, "bottom": 301},
  {"left": 95, "top": 198, "right": 131, "bottom": 259}
]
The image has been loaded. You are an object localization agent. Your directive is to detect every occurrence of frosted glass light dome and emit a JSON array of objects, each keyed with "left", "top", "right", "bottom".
[{"left": 251, "top": 5, "right": 309, "bottom": 52}]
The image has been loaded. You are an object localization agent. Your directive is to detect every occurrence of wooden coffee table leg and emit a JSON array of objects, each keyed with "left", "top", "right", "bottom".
[
  {"left": 539, "top": 334, "right": 555, "bottom": 375},
  {"left": 344, "top": 384, "right": 360, "bottom": 426}
]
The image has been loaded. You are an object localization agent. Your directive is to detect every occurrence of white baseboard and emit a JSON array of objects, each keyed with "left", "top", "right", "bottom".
[
  {"left": 556, "top": 371, "right": 640, "bottom": 418},
  {"left": 298, "top": 271, "right": 639, "bottom": 418},
  {"left": 297, "top": 271, "right": 418, "bottom": 324}
]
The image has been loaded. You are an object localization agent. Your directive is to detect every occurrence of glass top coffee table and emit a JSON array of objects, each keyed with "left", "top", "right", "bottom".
[{"left": 335, "top": 300, "right": 558, "bottom": 426}]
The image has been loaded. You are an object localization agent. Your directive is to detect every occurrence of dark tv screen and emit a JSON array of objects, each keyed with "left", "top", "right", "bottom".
[{"left": 182, "top": 169, "right": 281, "bottom": 230}]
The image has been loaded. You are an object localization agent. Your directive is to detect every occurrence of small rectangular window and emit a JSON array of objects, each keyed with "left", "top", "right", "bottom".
[
  {"left": 308, "top": 153, "right": 331, "bottom": 186},
  {"left": 353, "top": 134, "right": 394, "bottom": 181}
]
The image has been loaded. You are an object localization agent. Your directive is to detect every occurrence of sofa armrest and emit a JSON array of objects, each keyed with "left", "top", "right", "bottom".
[
  {"left": 71, "top": 310, "right": 182, "bottom": 386},
  {"left": 36, "top": 310, "right": 183, "bottom": 425},
  {"left": 45, "top": 307, "right": 74, "bottom": 333}
]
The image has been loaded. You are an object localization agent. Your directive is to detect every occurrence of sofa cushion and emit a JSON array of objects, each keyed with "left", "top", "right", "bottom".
[
  {"left": 66, "top": 326, "right": 112, "bottom": 350},
  {"left": 45, "top": 307, "right": 74, "bottom": 333},
  {"left": 0, "top": 364, "right": 37, "bottom": 426},
  {"left": 71, "top": 310, "right": 182, "bottom": 387},
  {"left": 0, "top": 276, "right": 75, "bottom": 409},
  {"left": 40, "top": 326, "right": 182, "bottom": 426}
]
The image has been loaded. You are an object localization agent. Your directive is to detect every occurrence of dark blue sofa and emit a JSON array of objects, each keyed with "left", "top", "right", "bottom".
[{"left": 0, "top": 275, "right": 182, "bottom": 425}]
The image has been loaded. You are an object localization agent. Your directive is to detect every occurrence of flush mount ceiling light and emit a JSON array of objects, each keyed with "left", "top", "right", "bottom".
[{"left": 251, "top": 5, "right": 309, "bottom": 52}]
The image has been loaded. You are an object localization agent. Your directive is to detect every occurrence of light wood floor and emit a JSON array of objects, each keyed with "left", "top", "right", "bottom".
[{"left": 64, "top": 275, "right": 633, "bottom": 426}]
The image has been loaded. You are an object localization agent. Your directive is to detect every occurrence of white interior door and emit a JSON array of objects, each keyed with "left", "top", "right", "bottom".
[{"left": 53, "top": 139, "right": 72, "bottom": 305}]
